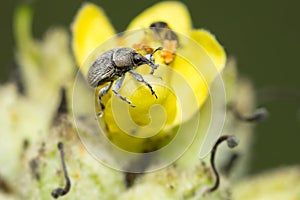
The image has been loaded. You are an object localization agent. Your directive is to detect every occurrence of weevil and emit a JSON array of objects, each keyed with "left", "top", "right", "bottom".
[
  {"left": 87, "top": 47, "right": 162, "bottom": 117},
  {"left": 150, "top": 21, "right": 179, "bottom": 65}
]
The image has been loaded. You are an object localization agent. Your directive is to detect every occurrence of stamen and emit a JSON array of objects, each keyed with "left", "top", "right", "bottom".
[
  {"left": 206, "top": 135, "right": 239, "bottom": 193},
  {"left": 228, "top": 103, "right": 268, "bottom": 122},
  {"left": 51, "top": 142, "right": 71, "bottom": 199}
]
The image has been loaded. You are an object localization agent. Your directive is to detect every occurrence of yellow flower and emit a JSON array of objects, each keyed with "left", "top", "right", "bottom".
[{"left": 71, "top": 1, "right": 226, "bottom": 153}]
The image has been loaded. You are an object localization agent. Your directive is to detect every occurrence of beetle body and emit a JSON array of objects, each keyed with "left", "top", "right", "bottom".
[
  {"left": 88, "top": 47, "right": 142, "bottom": 87},
  {"left": 87, "top": 47, "right": 161, "bottom": 116}
]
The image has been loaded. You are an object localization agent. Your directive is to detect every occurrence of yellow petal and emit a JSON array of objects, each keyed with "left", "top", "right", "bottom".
[
  {"left": 171, "top": 56, "right": 208, "bottom": 123},
  {"left": 168, "top": 30, "right": 226, "bottom": 122},
  {"left": 71, "top": 3, "right": 115, "bottom": 75},
  {"left": 102, "top": 75, "right": 178, "bottom": 153},
  {"left": 127, "top": 1, "right": 192, "bottom": 36},
  {"left": 190, "top": 29, "right": 226, "bottom": 74}
]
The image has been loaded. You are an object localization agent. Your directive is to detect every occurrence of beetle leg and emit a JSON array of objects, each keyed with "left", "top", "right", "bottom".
[
  {"left": 112, "top": 75, "right": 135, "bottom": 107},
  {"left": 148, "top": 47, "right": 162, "bottom": 74},
  {"left": 148, "top": 62, "right": 159, "bottom": 75},
  {"left": 129, "top": 70, "right": 158, "bottom": 99},
  {"left": 98, "top": 81, "right": 113, "bottom": 111}
]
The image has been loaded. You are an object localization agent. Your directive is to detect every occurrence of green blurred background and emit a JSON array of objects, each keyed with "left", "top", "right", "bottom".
[{"left": 1, "top": 0, "right": 299, "bottom": 174}]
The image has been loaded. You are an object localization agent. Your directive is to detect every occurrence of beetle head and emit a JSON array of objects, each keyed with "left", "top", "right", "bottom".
[
  {"left": 133, "top": 52, "right": 159, "bottom": 74},
  {"left": 133, "top": 53, "right": 149, "bottom": 65}
]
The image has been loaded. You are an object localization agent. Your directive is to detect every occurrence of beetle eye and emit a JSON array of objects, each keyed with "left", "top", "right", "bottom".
[{"left": 133, "top": 53, "right": 144, "bottom": 65}]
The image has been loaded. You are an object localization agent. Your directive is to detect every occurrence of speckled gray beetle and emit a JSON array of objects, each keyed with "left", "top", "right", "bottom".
[{"left": 87, "top": 47, "right": 162, "bottom": 116}]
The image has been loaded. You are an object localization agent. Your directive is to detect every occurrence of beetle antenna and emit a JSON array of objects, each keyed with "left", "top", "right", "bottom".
[
  {"left": 151, "top": 46, "right": 163, "bottom": 57},
  {"left": 206, "top": 135, "right": 239, "bottom": 194},
  {"left": 51, "top": 142, "right": 71, "bottom": 199},
  {"left": 147, "top": 47, "right": 163, "bottom": 74}
]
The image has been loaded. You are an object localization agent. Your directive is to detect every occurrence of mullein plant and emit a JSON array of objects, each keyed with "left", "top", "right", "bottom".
[{"left": 0, "top": 1, "right": 299, "bottom": 200}]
